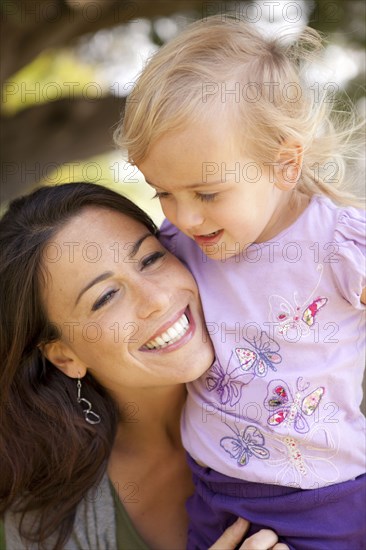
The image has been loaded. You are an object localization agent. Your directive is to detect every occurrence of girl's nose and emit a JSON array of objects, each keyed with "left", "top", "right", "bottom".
[{"left": 175, "top": 201, "right": 205, "bottom": 232}]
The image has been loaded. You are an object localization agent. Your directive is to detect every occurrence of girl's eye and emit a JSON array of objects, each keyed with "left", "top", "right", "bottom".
[
  {"left": 195, "top": 193, "right": 218, "bottom": 203},
  {"left": 92, "top": 289, "right": 119, "bottom": 311},
  {"left": 141, "top": 251, "right": 166, "bottom": 270},
  {"left": 153, "top": 191, "right": 218, "bottom": 203},
  {"left": 152, "top": 191, "right": 170, "bottom": 200}
]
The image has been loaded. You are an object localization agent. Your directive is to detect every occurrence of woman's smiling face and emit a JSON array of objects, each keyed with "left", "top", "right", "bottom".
[{"left": 41, "top": 207, "right": 214, "bottom": 392}]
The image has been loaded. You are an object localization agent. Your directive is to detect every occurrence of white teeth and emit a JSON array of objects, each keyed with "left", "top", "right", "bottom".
[
  {"left": 167, "top": 327, "right": 178, "bottom": 338},
  {"left": 181, "top": 314, "right": 189, "bottom": 327},
  {"left": 143, "top": 312, "right": 190, "bottom": 350}
]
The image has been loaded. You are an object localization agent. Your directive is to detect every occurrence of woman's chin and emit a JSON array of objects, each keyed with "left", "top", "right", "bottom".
[{"left": 182, "top": 347, "right": 215, "bottom": 384}]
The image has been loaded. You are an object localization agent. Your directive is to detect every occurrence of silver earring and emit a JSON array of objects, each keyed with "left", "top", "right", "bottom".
[{"left": 77, "top": 376, "right": 101, "bottom": 424}]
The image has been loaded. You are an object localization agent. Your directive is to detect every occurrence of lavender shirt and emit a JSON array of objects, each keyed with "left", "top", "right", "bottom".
[{"left": 160, "top": 195, "right": 366, "bottom": 489}]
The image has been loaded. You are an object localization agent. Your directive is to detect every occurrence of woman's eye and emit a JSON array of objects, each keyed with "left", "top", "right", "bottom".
[
  {"left": 196, "top": 192, "right": 218, "bottom": 203},
  {"left": 152, "top": 191, "right": 170, "bottom": 200},
  {"left": 92, "top": 289, "right": 119, "bottom": 311},
  {"left": 141, "top": 251, "right": 166, "bottom": 269}
]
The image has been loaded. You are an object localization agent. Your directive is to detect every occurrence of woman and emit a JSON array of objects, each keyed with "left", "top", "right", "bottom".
[{"left": 0, "top": 182, "right": 288, "bottom": 549}]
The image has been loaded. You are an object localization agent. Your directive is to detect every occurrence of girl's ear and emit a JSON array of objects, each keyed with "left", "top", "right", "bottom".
[
  {"left": 274, "top": 141, "right": 304, "bottom": 191},
  {"left": 40, "top": 341, "right": 87, "bottom": 379}
]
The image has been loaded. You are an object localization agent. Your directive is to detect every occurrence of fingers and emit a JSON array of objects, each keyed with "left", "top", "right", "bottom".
[
  {"left": 208, "top": 522, "right": 289, "bottom": 550},
  {"left": 241, "top": 528, "right": 279, "bottom": 549},
  {"left": 208, "top": 518, "right": 250, "bottom": 550}
]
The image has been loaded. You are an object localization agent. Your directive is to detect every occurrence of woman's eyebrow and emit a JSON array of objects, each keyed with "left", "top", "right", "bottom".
[
  {"left": 127, "top": 233, "right": 153, "bottom": 259},
  {"left": 74, "top": 233, "right": 153, "bottom": 306},
  {"left": 75, "top": 272, "right": 113, "bottom": 307}
]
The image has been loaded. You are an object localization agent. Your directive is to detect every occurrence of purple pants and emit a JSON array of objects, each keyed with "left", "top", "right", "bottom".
[{"left": 186, "top": 454, "right": 366, "bottom": 550}]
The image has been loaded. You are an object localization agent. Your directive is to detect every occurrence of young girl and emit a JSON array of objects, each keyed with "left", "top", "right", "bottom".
[{"left": 117, "top": 16, "right": 366, "bottom": 550}]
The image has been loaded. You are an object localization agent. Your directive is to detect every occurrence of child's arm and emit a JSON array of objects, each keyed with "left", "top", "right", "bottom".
[
  {"left": 361, "top": 288, "right": 366, "bottom": 305},
  {"left": 331, "top": 207, "right": 365, "bottom": 310}
]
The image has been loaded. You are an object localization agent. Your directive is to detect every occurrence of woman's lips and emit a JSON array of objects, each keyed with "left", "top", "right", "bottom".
[
  {"left": 193, "top": 229, "right": 224, "bottom": 247},
  {"left": 140, "top": 307, "right": 196, "bottom": 353}
]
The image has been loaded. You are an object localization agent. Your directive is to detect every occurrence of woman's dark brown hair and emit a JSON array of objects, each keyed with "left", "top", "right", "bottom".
[{"left": 0, "top": 182, "right": 158, "bottom": 548}]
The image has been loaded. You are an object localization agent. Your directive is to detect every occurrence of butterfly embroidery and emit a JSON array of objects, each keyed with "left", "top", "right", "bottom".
[
  {"left": 206, "top": 353, "right": 255, "bottom": 406},
  {"left": 220, "top": 423, "right": 270, "bottom": 467},
  {"left": 268, "top": 265, "right": 328, "bottom": 338},
  {"left": 265, "top": 424, "right": 340, "bottom": 485},
  {"left": 264, "top": 377, "right": 325, "bottom": 434},
  {"left": 234, "top": 331, "right": 282, "bottom": 378},
  {"left": 271, "top": 295, "right": 328, "bottom": 336},
  {"left": 302, "top": 297, "right": 327, "bottom": 326}
]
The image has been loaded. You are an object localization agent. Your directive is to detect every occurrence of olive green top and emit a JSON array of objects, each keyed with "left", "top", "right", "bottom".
[
  {"left": 0, "top": 520, "right": 5, "bottom": 550},
  {"left": 110, "top": 479, "right": 150, "bottom": 550}
]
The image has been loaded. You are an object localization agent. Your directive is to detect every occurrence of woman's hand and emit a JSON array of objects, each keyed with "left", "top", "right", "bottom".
[{"left": 209, "top": 518, "right": 289, "bottom": 550}]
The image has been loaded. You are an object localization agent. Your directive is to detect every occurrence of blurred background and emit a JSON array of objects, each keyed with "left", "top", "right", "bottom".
[{"left": 1, "top": 0, "right": 365, "bottom": 223}]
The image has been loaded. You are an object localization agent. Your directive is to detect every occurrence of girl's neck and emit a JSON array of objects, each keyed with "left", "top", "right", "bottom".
[{"left": 258, "top": 190, "right": 310, "bottom": 243}]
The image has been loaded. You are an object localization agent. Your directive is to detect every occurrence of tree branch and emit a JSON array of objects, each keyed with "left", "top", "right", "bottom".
[
  {"left": 1, "top": 0, "right": 205, "bottom": 85},
  {"left": 1, "top": 94, "right": 125, "bottom": 203}
]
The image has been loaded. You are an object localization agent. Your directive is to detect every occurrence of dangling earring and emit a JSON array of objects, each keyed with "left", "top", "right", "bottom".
[{"left": 76, "top": 376, "right": 101, "bottom": 424}]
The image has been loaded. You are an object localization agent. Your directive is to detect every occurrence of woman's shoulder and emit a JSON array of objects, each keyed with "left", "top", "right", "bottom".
[
  {"left": 0, "top": 517, "right": 6, "bottom": 550},
  {"left": 2, "top": 473, "right": 117, "bottom": 550},
  {"left": 2, "top": 473, "right": 150, "bottom": 550}
]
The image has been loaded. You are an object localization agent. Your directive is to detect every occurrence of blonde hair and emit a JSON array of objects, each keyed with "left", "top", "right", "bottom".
[{"left": 116, "top": 16, "right": 364, "bottom": 207}]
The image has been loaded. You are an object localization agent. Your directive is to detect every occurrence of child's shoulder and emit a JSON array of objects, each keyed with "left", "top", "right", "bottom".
[
  {"left": 311, "top": 195, "right": 365, "bottom": 309},
  {"left": 159, "top": 218, "right": 199, "bottom": 260},
  {"left": 308, "top": 192, "right": 361, "bottom": 217},
  {"left": 159, "top": 217, "right": 178, "bottom": 254},
  {"left": 159, "top": 217, "right": 187, "bottom": 256},
  {"left": 298, "top": 194, "right": 365, "bottom": 243}
]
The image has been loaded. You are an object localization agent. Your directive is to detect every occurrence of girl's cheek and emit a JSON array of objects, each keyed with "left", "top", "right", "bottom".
[{"left": 163, "top": 204, "right": 176, "bottom": 219}]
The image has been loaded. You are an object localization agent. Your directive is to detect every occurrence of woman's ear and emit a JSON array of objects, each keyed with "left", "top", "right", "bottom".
[
  {"left": 274, "top": 141, "right": 303, "bottom": 191},
  {"left": 40, "top": 341, "right": 87, "bottom": 379}
]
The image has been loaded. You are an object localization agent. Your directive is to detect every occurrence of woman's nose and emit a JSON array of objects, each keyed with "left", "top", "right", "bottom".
[{"left": 135, "top": 278, "right": 172, "bottom": 319}]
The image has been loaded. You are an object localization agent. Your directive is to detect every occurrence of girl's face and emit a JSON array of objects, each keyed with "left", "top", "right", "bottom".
[
  {"left": 41, "top": 207, "right": 214, "bottom": 392},
  {"left": 139, "top": 118, "right": 292, "bottom": 260}
]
